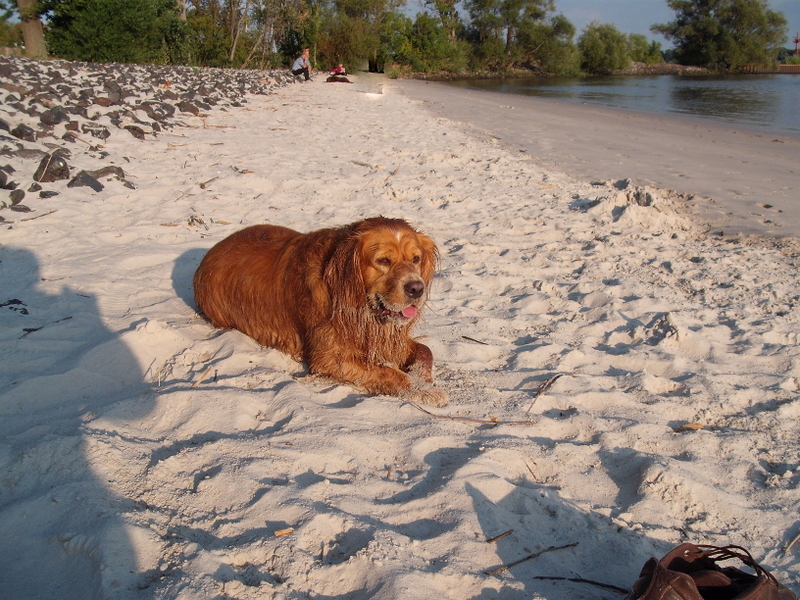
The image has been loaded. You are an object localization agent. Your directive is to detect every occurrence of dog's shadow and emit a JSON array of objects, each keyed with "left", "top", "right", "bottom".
[{"left": 172, "top": 248, "right": 207, "bottom": 310}]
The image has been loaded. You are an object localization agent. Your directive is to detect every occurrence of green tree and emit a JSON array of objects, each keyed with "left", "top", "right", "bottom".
[
  {"left": 652, "top": 0, "right": 788, "bottom": 70},
  {"left": 516, "top": 13, "right": 580, "bottom": 74},
  {"left": 578, "top": 21, "right": 630, "bottom": 74},
  {"left": 628, "top": 33, "right": 662, "bottom": 64},
  {"left": 405, "top": 12, "right": 449, "bottom": 66},
  {"left": 464, "top": 0, "right": 552, "bottom": 51},
  {"left": 423, "top": 0, "right": 458, "bottom": 41},
  {"left": 317, "top": 0, "right": 400, "bottom": 71},
  {"left": 44, "top": 0, "right": 189, "bottom": 63},
  {"left": 188, "top": 0, "right": 298, "bottom": 68},
  {"left": 279, "top": 0, "right": 323, "bottom": 67},
  {"left": 383, "top": 11, "right": 468, "bottom": 73},
  {"left": 499, "top": 0, "right": 552, "bottom": 53},
  {"left": 318, "top": 9, "right": 374, "bottom": 69},
  {"left": 4, "top": 0, "right": 48, "bottom": 57},
  {"left": 777, "top": 47, "right": 800, "bottom": 64},
  {"left": 464, "top": 0, "right": 555, "bottom": 67},
  {"left": 0, "top": 0, "right": 22, "bottom": 48},
  {"left": 186, "top": 0, "right": 230, "bottom": 66},
  {"left": 379, "top": 9, "right": 412, "bottom": 63}
]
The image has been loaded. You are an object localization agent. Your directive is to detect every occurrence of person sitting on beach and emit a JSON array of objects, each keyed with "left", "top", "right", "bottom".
[
  {"left": 330, "top": 64, "right": 347, "bottom": 76},
  {"left": 292, "top": 49, "right": 311, "bottom": 81}
]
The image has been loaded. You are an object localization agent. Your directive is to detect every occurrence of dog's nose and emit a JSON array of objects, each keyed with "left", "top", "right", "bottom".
[{"left": 404, "top": 280, "right": 425, "bottom": 299}]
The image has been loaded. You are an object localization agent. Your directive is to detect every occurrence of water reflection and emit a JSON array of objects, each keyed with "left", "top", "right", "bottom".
[
  {"left": 446, "top": 74, "right": 800, "bottom": 136},
  {"left": 670, "top": 76, "right": 779, "bottom": 126}
]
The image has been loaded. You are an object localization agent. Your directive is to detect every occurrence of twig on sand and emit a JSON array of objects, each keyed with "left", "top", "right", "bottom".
[
  {"left": 20, "top": 210, "right": 58, "bottom": 222},
  {"left": 405, "top": 401, "right": 534, "bottom": 427},
  {"left": 526, "top": 373, "right": 565, "bottom": 413},
  {"left": 19, "top": 326, "right": 43, "bottom": 339},
  {"left": 486, "top": 530, "right": 514, "bottom": 544},
  {"left": 783, "top": 528, "right": 800, "bottom": 553},
  {"left": 462, "top": 335, "right": 488, "bottom": 345},
  {"left": 384, "top": 166, "right": 400, "bottom": 182},
  {"left": 532, "top": 575, "right": 629, "bottom": 594},
  {"left": 191, "top": 367, "right": 213, "bottom": 388},
  {"left": 485, "top": 542, "right": 578, "bottom": 575}
]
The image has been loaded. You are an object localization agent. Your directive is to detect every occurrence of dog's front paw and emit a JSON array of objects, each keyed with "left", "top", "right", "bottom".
[
  {"left": 408, "top": 344, "right": 434, "bottom": 383},
  {"left": 405, "top": 385, "right": 449, "bottom": 407}
]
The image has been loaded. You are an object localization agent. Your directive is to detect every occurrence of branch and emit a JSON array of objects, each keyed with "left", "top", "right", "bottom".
[
  {"left": 485, "top": 542, "right": 578, "bottom": 575},
  {"left": 532, "top": 575, "right": 628, "bottom": 594},
  {"left": 526, "top": 373, "right": 565, "bottom": 412},
  {"left": 405, "top": 401, "right": 534, "bottom": 427}
]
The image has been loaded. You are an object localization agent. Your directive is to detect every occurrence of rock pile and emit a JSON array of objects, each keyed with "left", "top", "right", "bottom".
[{"left": 0, "top": 57, "right": 298, "bottom": 218}]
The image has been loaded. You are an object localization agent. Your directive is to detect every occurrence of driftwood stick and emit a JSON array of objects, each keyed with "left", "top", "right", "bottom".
[
  {"left": 191, "top": 367, "right": 213, "bottom": 388},
  {"left": 406, "top": 401, "right": 534, "bottom": 427},
  {"left": 783, "top": 529, "right": 800, "bottom": 553},
  {"left": 526, "top": 373, "right": 565, "bottom": 413},
  {"left": 484, "top": 542, "right": 578, "bottom": 575},
  {"left": 486, "top": 530, "right": 514, "bottom": 544},
  {"left": 532, "top": 575, "right": 628, "bottom": 594},
  {"left": 20, "top": 209, "right": 58, "bottom": 222}
]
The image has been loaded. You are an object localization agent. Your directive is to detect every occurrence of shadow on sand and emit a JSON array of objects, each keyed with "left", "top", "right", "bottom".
[{"left": 0, "top": 246, "right": 153, "bottom": 598}]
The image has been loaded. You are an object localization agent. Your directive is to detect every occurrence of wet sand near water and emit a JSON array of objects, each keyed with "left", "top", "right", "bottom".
[{"left": 395, "top": 78, "right": 800, "bottom": 239}]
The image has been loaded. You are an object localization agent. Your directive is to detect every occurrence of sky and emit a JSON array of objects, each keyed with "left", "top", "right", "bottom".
[{"left": 555, "top": 0, "right": 800, "bottom": 47}]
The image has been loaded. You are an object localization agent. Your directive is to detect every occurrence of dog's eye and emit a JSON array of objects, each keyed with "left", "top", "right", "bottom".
[{"left": 376, "top": 257, "right": 392, "bottom": 266}]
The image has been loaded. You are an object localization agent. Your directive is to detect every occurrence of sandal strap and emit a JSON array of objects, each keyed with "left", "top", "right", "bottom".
[{"left": 692, "top": 544, "right": 780, "bottom": 587}]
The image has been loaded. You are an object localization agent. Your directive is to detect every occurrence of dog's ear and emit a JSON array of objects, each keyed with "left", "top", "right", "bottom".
[
  {"left": 416, "top": 232, "right": 439, "bottom": 286},
  {"left": 323, "top": 230, "right": 366, "bottom": 312}
]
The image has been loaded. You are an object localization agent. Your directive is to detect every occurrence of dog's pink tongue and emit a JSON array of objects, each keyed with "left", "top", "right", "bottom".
[{"left": 402, "top": 306, "right": 418, "bottom": 319}]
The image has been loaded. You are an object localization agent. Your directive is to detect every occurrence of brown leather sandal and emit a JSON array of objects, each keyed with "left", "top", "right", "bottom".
[{"left": 626, "top": 543, "right": 798, "bottom": 600}]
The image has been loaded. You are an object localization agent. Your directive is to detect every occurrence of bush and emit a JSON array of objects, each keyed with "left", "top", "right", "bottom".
[
  {"left": 385, "top": 12, "right": 469, "bottom": 73},
  {"left": 45, "top": 0, "right": 188, "bottom": 64},
  {"left": 578, "top": 22, "right": 631, "bottom": 74},
  {"left": 516, "top": 14, "right": 581, "bottom": 75},
  {"left": 629, "top": 33, "right": 663, "bottom": 64}
]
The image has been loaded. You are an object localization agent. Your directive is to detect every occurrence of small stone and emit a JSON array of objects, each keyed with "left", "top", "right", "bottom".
[
  {"left": 33, "top": 152, "right": 70, "bottom": 183},
  {"left": 9, "top": 189, "right": 24, "bottom": 205},
  {"left": 81, "top": 123, "right": 111, "bottom": 140},
  {"left": 67, "top": 170, "right": 104, "bottom": 192},
  {"left": 11, "top": 123, "right": 37, "bottom": 142},
  {"left": 124, "top": 125, "right": 145, "bottom": 140},
  {"left": 39, "top": 106, "right": 70, "bottom": 126},
  {"left": 177, "top": 100, "right": 200, "bottom": 115}
]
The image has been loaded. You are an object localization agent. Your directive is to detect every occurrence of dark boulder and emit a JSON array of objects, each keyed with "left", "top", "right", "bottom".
[
  {"left": 33, "top": 152, "right": 70, "bottom": 183},
  {"left": 11, "top": 123, "right": 37, "bottom": 142}
]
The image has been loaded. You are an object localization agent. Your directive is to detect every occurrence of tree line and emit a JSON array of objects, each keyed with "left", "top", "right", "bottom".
[{"left": 0, "top": 0, "right": 793, "bottom": 75}]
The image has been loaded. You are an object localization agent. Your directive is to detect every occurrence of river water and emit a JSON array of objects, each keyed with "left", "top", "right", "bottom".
[{"left": 446, "top": 74, "right": 800, "bottom": 138}]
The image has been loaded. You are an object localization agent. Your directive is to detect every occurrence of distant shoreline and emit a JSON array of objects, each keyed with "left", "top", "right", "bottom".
[
  {"left": 398, "top": 62, "right": 712, "bottom": 82},
  {"left": 398, "top": 60, "right": 800, "bottom": 81}
]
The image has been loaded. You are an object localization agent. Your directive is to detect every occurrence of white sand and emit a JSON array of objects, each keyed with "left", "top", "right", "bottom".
[
  {"left": 2, "top": 70, "right": 800, "bottom": 599},
  {"left": 396, "top": 78, "right": 800, "bottom": 238}
]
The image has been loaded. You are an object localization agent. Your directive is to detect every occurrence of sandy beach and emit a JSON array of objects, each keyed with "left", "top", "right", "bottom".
[
  {"left": 396, "top": 78, "right": 800, "bottom": 238},
  {"left": 2, "top": 60, "right": 800, "bottom": 599}
]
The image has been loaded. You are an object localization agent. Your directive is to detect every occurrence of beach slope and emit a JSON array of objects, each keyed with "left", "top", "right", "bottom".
[
  {"left": 1, "top": 63, "right": 799, "bottom": 599},
  {"left": 396, "top": 78, "right": 800, "bottom": 238}
]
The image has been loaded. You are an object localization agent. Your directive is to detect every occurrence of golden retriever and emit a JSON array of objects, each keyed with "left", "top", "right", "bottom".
[{"left": 193, "top": 217, "right": 447, "bottom": 406}]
